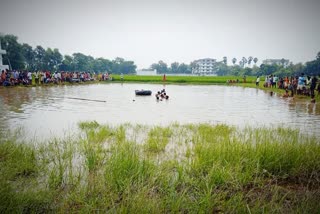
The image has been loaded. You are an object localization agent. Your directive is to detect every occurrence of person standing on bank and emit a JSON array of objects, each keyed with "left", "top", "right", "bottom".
[
  {"left": 256, "top": 76, "right": 260, "bottom": 86},
  {"left": 310, "top": 76, "right": 318, "bottom": 97}
]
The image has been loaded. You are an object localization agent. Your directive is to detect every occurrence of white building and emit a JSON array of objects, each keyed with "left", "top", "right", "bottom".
[
  {"left": 136, "top": 69, "right": 157, "bottom": 76},
  {"left": 0, "top": 40, "right": 9, "bottom": 71},
  {"left": 192, "top": 58, "right": 217, "bottom": 75},
  {"left": 262, "top": 59, "right": 290, "bottom": 67}
]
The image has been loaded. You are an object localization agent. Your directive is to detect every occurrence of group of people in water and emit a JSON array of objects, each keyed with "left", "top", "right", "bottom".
[
  {"left": 0, "top": 69, "right": 97, "bottom": 86},
  {"left": 256, "top": 73, "right": 320, "bottom": 102},
  {"left": 156, "top": 89, "right": 169, "bottom": 100}
]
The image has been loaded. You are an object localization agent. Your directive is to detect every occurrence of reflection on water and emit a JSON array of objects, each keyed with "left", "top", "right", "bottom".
[{"left": 0, "top": 83, "right": 320, "bottom": 139}]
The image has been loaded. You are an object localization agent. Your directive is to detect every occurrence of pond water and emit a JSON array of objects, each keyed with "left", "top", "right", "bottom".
[{"left": 0, "top": 83, "right": 319, "bottom": 139}]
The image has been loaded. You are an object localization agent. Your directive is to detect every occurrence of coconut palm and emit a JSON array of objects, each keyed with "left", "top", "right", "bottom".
[
  {"left": 242, "top": 57, "right": 247, "bottom": 68},
  {"left": 223, "top": 56, "right": 227, "bottom": 65},
  {"left": 280, "top": 58, "right": 286, "bottom": 67},
  {"left": 248, "top": 56, "right": 253, "bottom": 67},
  {"left": 239, "top": 60, "right": 243, "bottom": 68},
  {"left": 232, "top": 58, "right": 237, "bottom": 65}
]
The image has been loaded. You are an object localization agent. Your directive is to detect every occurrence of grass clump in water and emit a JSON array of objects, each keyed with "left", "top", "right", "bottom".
[
  {"left": 78, "top": 120, "right": 100, "bottom": 130},
  {"left": 0, "top": 123, "right": 320, "bottom": 212},
  {"left": 145, "top": 126, "right": 172, "bottom": 153}
]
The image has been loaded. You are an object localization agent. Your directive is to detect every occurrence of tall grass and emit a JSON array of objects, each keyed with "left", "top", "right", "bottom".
[{"left": 1, "top": 122, "right": 319, "bottom": 212}]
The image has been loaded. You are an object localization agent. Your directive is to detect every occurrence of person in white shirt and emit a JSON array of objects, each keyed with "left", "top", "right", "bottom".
[
  {"left": 27, "top": 71, "right": 32, "bottom": 84},
  {"left": 256, "top": 76, "right": 260, "bottom": 86}
]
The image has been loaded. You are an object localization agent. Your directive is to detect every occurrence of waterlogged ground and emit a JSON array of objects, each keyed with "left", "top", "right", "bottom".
[
  {"left": 0, "top": 83, "right": 320, "bottom": 139},
  {"left": 1, "top": 123, "right": 319, "bottom": 212},
  {"left": 1, "top": 84, "right": 320, "bottom": 212}
]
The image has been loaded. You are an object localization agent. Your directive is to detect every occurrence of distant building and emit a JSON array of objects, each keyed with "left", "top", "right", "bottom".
[
  {"left": 192, "top": 58, "right": 217, "bottom": 75},
  {"left": 262, "top": 59, "right": 290, "bottom": 67},
  {"left": 136, "top": 69, "right": 157, "bottom": 76},
  {"left": 0, "top": 40, "right": 9, "bottom": 71}
]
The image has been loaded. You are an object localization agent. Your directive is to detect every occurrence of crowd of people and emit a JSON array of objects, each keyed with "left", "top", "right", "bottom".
[
  {"left": 0, "top": 69, "right": 118, "bottom": 86},
  {"left": 257, "top": 73, "right": 320, "bottom": 101},
  {"left": 1, "top": 69, "right": 319, "bottom": 102}
]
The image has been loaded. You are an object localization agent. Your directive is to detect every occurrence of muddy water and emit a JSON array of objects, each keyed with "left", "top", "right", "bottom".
[{"left": 0, "top": 83, "right": 319, "bottom": 139}]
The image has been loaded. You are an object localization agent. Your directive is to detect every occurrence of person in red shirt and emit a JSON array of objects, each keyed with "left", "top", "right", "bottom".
[{"left": 1, "top": 70, "right": 7, "bottom": 83}]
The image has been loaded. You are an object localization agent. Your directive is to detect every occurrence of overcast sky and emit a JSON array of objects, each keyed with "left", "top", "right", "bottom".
[{"left": 1, "top": 0, "right": 320, "bottom": 68}]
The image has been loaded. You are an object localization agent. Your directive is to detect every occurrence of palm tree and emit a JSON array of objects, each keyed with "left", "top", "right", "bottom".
[
  {"left": 239, "top": 60, "right": 243, "bottom": 68},
  {"left": 280, "top": 58, "right": 286, "bottom": 67},
  {"left": 248, "top": 56, "right": 253, "bottom": 67},
  {"left": 253, "top": 57, "right": 258, "bottom": 65},
  {"left": 232, "top": 58, "right": 237, "bottom": 65},
  {"left": 223, "top": 56, "right": 227, "bottom": 65},
  {"left": 242, "top": 57, "right": 247, "bottom": 68}
]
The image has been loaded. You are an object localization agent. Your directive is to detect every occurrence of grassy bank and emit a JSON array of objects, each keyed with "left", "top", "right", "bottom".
[
  {"left": 111, "top": 75, "right": 256, "bottom": 84},
  {"left": 1, "top": 122, "right": 320, "bottom": 213}
]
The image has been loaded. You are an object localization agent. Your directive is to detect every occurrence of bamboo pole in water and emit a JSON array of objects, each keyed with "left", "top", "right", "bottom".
[{"left": 54, "top": 97, "right": 106, "bottom": 103}]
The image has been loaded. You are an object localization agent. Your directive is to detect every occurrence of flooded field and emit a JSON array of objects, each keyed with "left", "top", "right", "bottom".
[{"left": 0, "top": 83, "right": 319, "bottom": 139}]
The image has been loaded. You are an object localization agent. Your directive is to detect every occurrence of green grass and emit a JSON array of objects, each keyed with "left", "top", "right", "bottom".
[
  {"left": 111, "top": 75, "right": 256, "bottom": 84},
  {"left": 145, "top": 126, "right": 173, "bottom": 153},
  {"left": 1, "top": 122, "right": 320, "bottom": 212}
]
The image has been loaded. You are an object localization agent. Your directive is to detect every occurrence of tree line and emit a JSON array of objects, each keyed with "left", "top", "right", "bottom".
[
  {"left": 150, "top": 54, "right": 320, "bottom": 77},
  {"left": 215, "top": 55, "right": 320, "bottom": 77},
  {"left": 1, "top": 34, "right": 319, "bottom": 77},
  {"left": 0, "top": 34, "right": 137, "bottom": 74}
]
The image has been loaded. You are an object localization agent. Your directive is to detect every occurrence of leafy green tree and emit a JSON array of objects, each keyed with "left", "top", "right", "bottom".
[
  {"left": 34, "top": 45, "right": 46, "bottom": 70},
  {"left": 91, "top": 57, "right": 112, "bottom": 73},
  {"left": 177, "top": 63, "right": 191, "bottom": 73},
  {"left": 216, "top": 62, "right": 228, "bottom": 76},
  {"left": 190, "top": 61, "right": 199, "bottom": 73},
  {"left": 242, "top": 67, "right": 253, "bottom": 76},
  {"left": 170, "top": 62, "right": 179, "bottom": 73},
  {"left": 45, "top": 48, "right": 62, "bottom": 71},
  {"left": 150, "top": 60, "right": 168, "bottom": 74},
  {"left": 21, "top": 43, "right": 35, "bottom": 70},
  {"left": 111, "top": 57, "right": 124, "bottom": 73},
  {"left": 253, "top": 57, "right": 258, "bottom": 65},
  {"left": 0, "top": 34, "right": 24, "bottom": 69},
  {"left": 60, "top": 55, "right": 74, "bottom": 71},
  {"left": 230, "top": 64, "right": 242, "bottom": 76},
  {"left": 73, "top": 53, "right": 94, "bottom": 71},
  {"left": 119, "top": 60, "right": 137, "bottom": 74},
  {"left": 259, "top": 64, "right": 279, "bottom": 76},
  {"left": 111, "top": 57, "right": 136, "bottom": 74}
]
